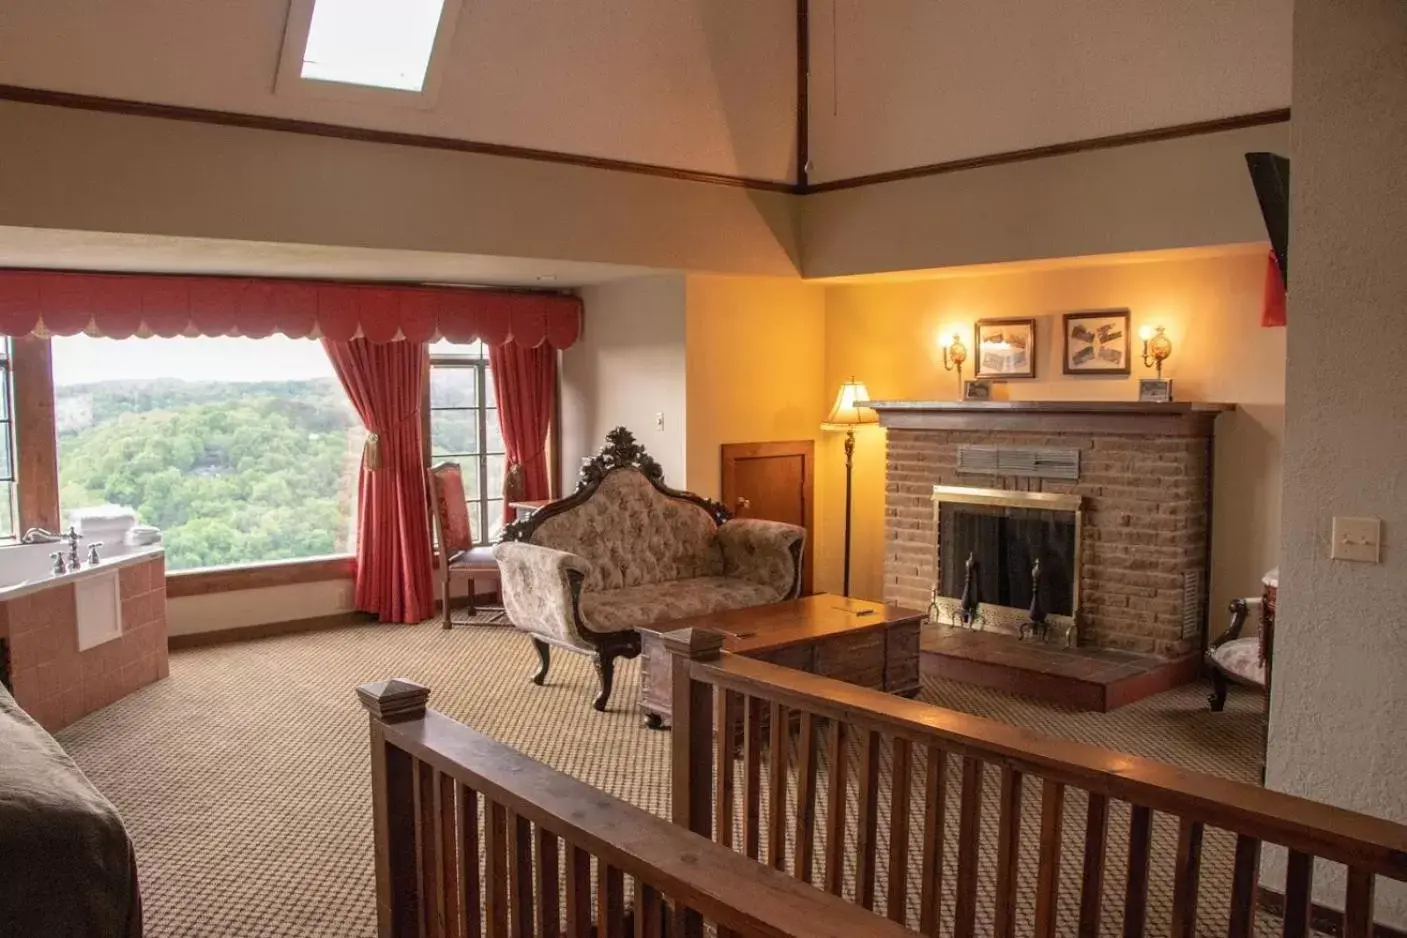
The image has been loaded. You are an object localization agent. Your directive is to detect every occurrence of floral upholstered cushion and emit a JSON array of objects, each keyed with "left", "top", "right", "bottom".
[
  {"left": 718, "top": 519, "right": 805, "bottom": 598},
  {"left": 1210, "top": 637, "right": 1266, "bottom": 687},
  {"left": 580, "top": 577, "right": 779, "bottom": 633},
  {"left": 529, "top": 470, "right": 723, "bottom": 591},
  {"left": 430, "top": 464, "right": 472, "bottom": 554}
]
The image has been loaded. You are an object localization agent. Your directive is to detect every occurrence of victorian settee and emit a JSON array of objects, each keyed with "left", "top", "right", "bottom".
[{"left": 494, "top": 428, "right": 806, "bottom": 711}]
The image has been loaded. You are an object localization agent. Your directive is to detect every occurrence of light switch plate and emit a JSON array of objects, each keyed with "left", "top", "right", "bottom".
[{"left": 1331, "top": 516, "right": 1382, "bottom": 563}]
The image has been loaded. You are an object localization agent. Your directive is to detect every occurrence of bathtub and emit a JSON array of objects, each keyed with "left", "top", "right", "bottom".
[{"left": 0, "top": 543, "right": 167, "bottom": 732}]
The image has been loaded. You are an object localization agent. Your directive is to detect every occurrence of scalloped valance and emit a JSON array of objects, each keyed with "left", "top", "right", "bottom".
[{"left": 0, "top": 270, "right": 581, "bottom": 347}]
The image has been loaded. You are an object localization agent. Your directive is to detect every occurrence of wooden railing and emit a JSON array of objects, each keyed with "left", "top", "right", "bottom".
[
  {"left": 665, "top": 628, "right": 1407, "bottom": 938},
  {"left": 356, "top": 678, "right": 920, "bottom": 938}
]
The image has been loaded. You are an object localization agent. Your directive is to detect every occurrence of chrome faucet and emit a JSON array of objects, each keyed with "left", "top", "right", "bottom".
[
  {"left": 86, "top": 541, "right": 104, "bottom": 566},
  {"left": 22, "top": 527, "right": 63, "bottom": 544},
  {"left": 64, "top": 527, "right": 82, "bottom": 570},
  {"left": 50, "top": 551, "right": 67, "bottom": 576}
]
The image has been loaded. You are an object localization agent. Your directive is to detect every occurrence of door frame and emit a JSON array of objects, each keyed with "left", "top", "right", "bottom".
[{"left": 720, "top": 440, "right": 816, "bottom": 595}]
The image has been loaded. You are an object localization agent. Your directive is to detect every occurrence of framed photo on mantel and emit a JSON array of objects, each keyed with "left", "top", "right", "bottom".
[
  {"left": 974, "top": 318, "right": 1036, "bottom": 379},
  {"left": 1062, "top": 309, "right": 1131, "bottom": 376}
]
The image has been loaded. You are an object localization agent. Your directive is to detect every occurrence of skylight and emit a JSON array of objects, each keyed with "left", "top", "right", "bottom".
[{"left": 300, "top": 0, "right": 448, "bottom": 92}]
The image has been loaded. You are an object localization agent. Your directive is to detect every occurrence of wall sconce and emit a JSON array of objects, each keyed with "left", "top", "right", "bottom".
[
  {"left": 941, "top": 333, "right": 968, "bottom": 394},
  {"left": 1139, "top": 325, "right": 1173, "bottom": 378}
]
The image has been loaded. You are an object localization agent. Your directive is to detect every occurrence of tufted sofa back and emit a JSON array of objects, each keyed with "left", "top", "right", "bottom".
[{"left": 527, "top": 469, "right": 723, "bottom": 591}]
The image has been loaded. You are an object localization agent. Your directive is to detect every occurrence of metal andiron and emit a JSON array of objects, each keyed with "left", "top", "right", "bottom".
[
  {"left": 931, "top": 551, "right": 985, "bottom": 631},
  {"left": 1020, "top": 557, "right": 1050, "bottom": 642}
]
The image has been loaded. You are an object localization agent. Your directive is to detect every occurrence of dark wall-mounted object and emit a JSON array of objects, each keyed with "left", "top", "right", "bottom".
[{"left": 1245, "top": 151, "right": 1290, "bottom": 289}]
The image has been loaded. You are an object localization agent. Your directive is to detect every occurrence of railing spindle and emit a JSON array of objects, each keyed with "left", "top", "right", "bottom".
[
  {"left": 1034, "top": 781, "right": 1064, "bottom": 938},
  {"left": 667, "top": 629, "right": 720, "bottom": 845},
  {"left": 714, "top": 689, "right": 738, "bottom": 849},
  {"left": 823, "top": 719, "right": 849, "bottom": 897},
  {"left": 743, "top": 696, "right": 764, "bottom": 860},
  {"left": 856, "top": 729, "right": 882, "bottom": 910},
  {"left": 919, "top": 745, "right": 947, "bottom": 937},
  {"left": 1226, "top": 834, "right": 1261, "bottom": 938},
  {"left": 994, "top": 766, "right": 1023, "bottom": 938},
  {"left": 635, "top": 883, "right": 663, "bottom": 938},
  {"left": 1122, "top": 805, "right": 1153, "bottom": 938},
  {"left": 1169, "top": 818, "right": 1204, "bottom": 938},
  {"left": 508, "top": 813, "right": 533, "bottom": 938},
  {"left": 1079, "top": 793, "right": 1109, "bottom": 938},
  {"left": 1283, "top": 851, "right": 1314, "bottom": 938},
  {"left": 768, "top": 700, "right": 788, "bottom": 870},
  {"left": 415, "top": 759, "right": 437, "bottom": 938},
  {"left": 793, "top": 712, "right": 819, "bottom": 885},
  {"left": 535, "top": 826, "right": 560, "bottom": 938},
  {"left": 564, "top": 846, "right": 591, "bottom": 938},
  {"left": 1344, "top": 868, "right": 1375, "bottom": 938},
  {"left": 485, "top": 802, "right": 508, "bottom": 938},
  {"left": 598, "top": 863, "right": 626, "bottom": 938},
  {"left": 456, "top": 783, "right": 481, "bottom": 938},
  {"left": 886, "top": 737, "right": 913, "bottom": 925},
  {"left": 953, "top": 756, "right": 984, "bottom": 938},
  {"left": 434, "top": 771, "right": 458, "bottom": 938}
]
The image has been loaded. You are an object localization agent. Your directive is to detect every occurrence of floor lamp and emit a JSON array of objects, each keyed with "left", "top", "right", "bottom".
[{"left": 822, "top": 378, "right": 878, "bottom": 597}]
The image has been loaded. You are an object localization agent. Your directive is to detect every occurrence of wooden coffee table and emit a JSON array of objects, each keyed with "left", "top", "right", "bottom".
[{"left": 638, "top": 594, "right": 925, "bottom": 729}]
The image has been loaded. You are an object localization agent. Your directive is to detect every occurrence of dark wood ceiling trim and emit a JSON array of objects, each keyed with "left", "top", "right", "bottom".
[
  {"left": 0, "top": 83, "right": 1287, "bottom": 199},
  {"left": 0, "top": 83, "right": 796, "bottom": 194},
  {"left": 804, "top": 108, "right": 1292, "bottom": 194},
  {"left": 795, "top": 0, "right": 810, "bottom": 188}
]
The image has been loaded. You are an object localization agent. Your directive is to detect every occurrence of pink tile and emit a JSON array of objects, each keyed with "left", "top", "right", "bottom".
[
  {"left": 8, "top": 665, "right": 38, "bottom": 699},
  {"left": 119, "top": 566, "right": 143, "bottom": 600},
  {"left": 61, "top": 688, "right": 85, "bottom": 726},
  {"left": 156, "top": 656, "right": 170, "bottom": 679},
  {"left": 121, "top": 597, "right": 142, "bottom": 631}
]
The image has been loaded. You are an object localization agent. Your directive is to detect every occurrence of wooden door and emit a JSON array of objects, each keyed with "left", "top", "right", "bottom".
[{"left": 720, "top": 441, "right": 815, "bottom": 595}]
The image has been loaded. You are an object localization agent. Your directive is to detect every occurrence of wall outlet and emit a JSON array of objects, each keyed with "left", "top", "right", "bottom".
[
  {"left": 655, "top": 412, "right": 664, "bottom": 430},
  {"left": 1331, "top": 516, "right": 1382, "bottom": 563}
]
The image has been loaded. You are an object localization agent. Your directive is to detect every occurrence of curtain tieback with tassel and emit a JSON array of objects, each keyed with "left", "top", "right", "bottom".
[
  {"left": 504, "top": 461, "right": 526, "bottom": 501},
  {"left": 363, "top": 433, "right": 382, "bottom": 471}
]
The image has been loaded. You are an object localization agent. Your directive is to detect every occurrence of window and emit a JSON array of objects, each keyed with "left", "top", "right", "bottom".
[
  {"left": 51, "top": 335, "right": 365, "bottom": 572},
  {"left": 276, "top": 0, "right": 462, "bottom": 105},
  {"left": 428, "top": 341, "right": 506, "bottom": 545},
  {"left": 0, "top": 342, "right": 14, "bottom": 539}
]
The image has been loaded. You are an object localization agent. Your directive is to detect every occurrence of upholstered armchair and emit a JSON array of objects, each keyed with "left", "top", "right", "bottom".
[{"left": 494, "top": 428, "right": 805, "bottom": 711}]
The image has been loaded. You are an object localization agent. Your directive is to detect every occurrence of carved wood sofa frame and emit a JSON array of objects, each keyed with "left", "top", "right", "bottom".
[
  {"left": 498, "top": 427, "right": 803, "bottom": 712},
  {"left": 664, "top": 628, "right": 1407, "bottom": 938}
]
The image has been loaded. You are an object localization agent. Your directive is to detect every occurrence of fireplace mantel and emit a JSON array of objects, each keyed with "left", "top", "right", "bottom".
[{"left": 865, "top": 400, "right": 1234, "bottom": 436}]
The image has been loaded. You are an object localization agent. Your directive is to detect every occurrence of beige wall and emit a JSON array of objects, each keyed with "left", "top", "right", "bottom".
[
  {"left": 683, "top": 275, "right": 828, "bottom": 508},
  {"left": 821, "top": 249, "right": 1286, "bottom": 617},
  {"left": 165, "top": 579, "right": 356, "bottom": 637},
  {"left": 807, "top": 0, "right": 1291, "bottom": 183},
  {"left": 801, "top": 122, "right": 1289, "bottom": 279},
  {"left": 1266, "top": 0, "right": 1407, "bottom": 925},
  {"left": 562, "top": 276, "right": 689, "bottom": 486},
  {"left": 0, "top": 101, "right": 801, "bottom": 278},
  {"left": 0, "top": 0, "right": 797, "bottom": 182}
]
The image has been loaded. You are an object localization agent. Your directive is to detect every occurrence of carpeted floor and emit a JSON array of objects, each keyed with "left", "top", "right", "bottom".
[{"left": 57, "top": 615, "right": 1276, "bottom": 937}]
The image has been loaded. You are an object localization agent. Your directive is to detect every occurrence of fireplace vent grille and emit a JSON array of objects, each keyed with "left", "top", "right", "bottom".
[
  {"left": 1182, "top": 569, "right": 1206, "bottom": 640},
  {"left": 956, "top": 445, "right": 1080, "bottom": 481}
]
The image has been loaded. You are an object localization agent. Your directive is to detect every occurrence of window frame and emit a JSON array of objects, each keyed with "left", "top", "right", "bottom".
[
  {"left": 274, "top": 0, "right": 465, "bottom": 110},
  {"left": 426, "top": 347, "right": 505, "bottom": 546},
  {"left": 0, "top": 341, "right": 15, "bottom": 540}
]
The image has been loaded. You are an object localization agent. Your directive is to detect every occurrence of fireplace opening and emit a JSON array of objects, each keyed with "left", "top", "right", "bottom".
[
  {"left": 931, "top": 485, "right": 1084, "bottom": 642},
  {"left": 939, "top": 503, "right": 1077, "bottom": 616}
]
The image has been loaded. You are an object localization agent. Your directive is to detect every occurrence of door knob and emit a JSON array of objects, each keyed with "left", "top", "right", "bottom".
[{"left": 735, "top": 496, "right": 751, "bottom": 511}]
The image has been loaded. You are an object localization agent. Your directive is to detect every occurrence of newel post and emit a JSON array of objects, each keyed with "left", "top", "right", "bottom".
[
  {"left": 356, "top": 678, "right": 431, "bottom": 938},
  {"left": 664, "top": 628, "right": 724, "bottom": 839}
]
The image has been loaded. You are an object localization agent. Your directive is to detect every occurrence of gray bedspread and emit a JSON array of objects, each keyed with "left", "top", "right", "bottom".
[{"left": 0, "top": 684, "right": 142, "bottom": 938}]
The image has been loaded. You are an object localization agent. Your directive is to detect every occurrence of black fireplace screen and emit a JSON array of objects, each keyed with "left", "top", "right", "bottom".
[{"left": 938, "top": 502, "right": 1076, "bottom": 616}]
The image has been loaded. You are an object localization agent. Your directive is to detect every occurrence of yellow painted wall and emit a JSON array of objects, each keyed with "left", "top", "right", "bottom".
[
  {"left": 684, "top": 275, "right": 829, "bottom": 560},
  {"left": 820, "top": 248, "right": 1287, "bottom": 616}
]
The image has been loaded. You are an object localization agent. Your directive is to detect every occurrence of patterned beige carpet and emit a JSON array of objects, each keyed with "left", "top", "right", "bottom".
[{"left": 56, "top": 616, "right": 1277, "bottom": 937}]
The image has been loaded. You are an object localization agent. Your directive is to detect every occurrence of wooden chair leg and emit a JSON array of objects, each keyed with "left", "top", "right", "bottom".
[
  {"left": 1208, "top": 671, "right": 1229, "bottom": 712},
  {"left": 467, "top": 574, "right": 477, "bottom": 617},
  {"left": 593, "top": 653, "right": 617, "bottom": 712},
  {"left": 441, "top": 566, "right": 452, "bottom": 629},
  {"left": 530, "top": 639, "right": 551, "bottom": 686}
]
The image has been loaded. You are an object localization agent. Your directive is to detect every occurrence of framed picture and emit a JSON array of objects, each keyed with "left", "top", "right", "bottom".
[
  {"left": 974, "top": 318, "right": 1036, "bottom": 379},
  {"left": 963, "top": 379, "right": 994, "bottom": 401},
  {"left": 1063, "top": 310, "right": 1131, "bottom": 375},
  {"left": 1139, "top": 378, "right": 1174, "bottom": 403}
]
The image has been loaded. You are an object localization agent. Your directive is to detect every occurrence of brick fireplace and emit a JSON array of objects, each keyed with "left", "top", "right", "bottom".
[{"left": 873, "top": 401, "right": 1231, "bottom": 658}]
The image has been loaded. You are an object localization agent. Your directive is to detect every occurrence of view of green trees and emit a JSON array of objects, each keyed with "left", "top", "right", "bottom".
[{"left": 56, "top": 378, "right": 362, "bottom": 571}]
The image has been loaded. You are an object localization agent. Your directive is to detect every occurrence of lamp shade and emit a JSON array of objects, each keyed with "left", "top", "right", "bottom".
[{"left": 822, "top": 378, "right": 879, "bottom": 430}]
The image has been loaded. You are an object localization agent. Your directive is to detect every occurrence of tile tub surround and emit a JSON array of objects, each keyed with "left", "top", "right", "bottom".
[
  {"left": 0, "top": 550, "right": 167, "bottom": 732},
  {"left": 871, "top": 402, "right": 1230, "bottom": 657}
]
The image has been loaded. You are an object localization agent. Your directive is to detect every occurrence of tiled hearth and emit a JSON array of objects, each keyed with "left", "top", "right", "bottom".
[{"left": 872, "top": 401, "right": 1230, "bottom": 709}]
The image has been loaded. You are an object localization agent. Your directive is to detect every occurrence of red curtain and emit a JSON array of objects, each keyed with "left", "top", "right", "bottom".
[
  {"left": 489, "top": 341, "right": 556, "bottom": 525},
  {"left": 1262, "top": 249, "right": 1287, "bottom": 327},
  {"left": 323, "top": 337, "right": 435, "bottom": 623}
]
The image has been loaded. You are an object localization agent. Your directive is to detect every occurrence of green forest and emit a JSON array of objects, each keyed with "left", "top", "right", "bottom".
[{"left": 56, "top": 378, "right": 362, "bottom": 571}]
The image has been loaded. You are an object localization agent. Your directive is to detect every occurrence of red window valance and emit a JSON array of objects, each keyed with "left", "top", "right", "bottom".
[{"left": 0, "top": 270, "right": 582, "bottom": 347}]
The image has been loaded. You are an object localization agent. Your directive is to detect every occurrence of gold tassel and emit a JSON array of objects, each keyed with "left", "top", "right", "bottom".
[
  {"left": 504, "top": 462, "right": 525, "bottom": 501},
  {"left": 363, "top": 433, "right": 381, "bottom": 471}
]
